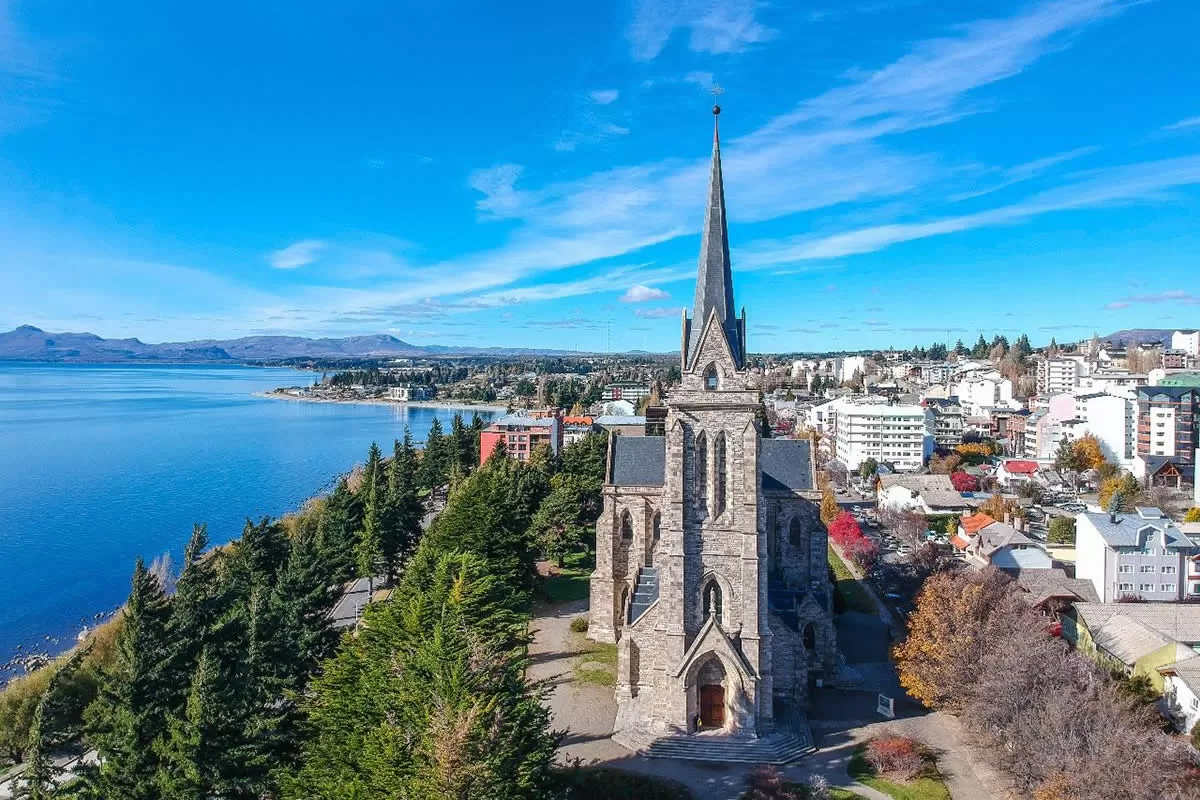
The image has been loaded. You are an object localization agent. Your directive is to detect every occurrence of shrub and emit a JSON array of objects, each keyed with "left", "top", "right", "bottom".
[
  {"left": 1048, "top": 516, "right": 1076, "bottom": 545},
  {"left": 950, "top": 471, "right": 978, "bottom": 492},
  {"left": 743, "top": 766, "right": 792, "bottom": 799},
  {"left": 1191, "top": 720, "right": 1200, "bottom": 750},
  {"left": 1185, "top": 508, "right": 1200, "bottom": 523},
  {"left": 864, "top": 736, "right": 925, "bottom": 782},
  {"left": 569, "top": 616, "right": 589, "bottom": 633}
]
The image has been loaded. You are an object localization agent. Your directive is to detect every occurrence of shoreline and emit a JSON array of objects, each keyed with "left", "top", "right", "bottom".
[{"left": 254, "top": 390, "right": 507, "bottom": 415}]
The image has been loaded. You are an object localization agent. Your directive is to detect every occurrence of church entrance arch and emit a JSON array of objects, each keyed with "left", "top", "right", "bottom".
[{"left": 694, "top": 657, "right": 727, "bottom": 730}]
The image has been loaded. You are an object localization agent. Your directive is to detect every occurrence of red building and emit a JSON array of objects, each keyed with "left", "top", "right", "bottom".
[{"left": 479, "top": 413, "right": 563, "bottom": 465}]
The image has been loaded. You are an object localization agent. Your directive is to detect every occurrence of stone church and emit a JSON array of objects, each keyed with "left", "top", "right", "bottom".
[{"left": 588, "top": 106, "right": 836, "bottom": 744}]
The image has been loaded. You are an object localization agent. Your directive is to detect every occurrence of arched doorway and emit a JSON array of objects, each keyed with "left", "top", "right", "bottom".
[{"left": 696, "top": 658, "right": 727, "bottom": 730}]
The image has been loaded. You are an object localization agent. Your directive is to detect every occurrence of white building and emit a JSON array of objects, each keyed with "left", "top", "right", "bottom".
[
  {"left": 838, "top": 355, "right": 869, "bottom": 384},
  {"left": 953, "top": 375, "right": 1017, "bottom": 417},
  {"left": 1079, "top": 370, "right": 1147, "bottom": 400},
  {"left": 385, "top": 384, "right": 433, "bottom": 401},
  {"left": 1037, "top": 356, "right": 1087, "bottom": 395},
  {"left": 1073, "top": 391, "right": 1137, "bottom": 468},
  {"left": 1172, "top": 330, "right": 1200, "bottom": 358},
  {"left": 1075, "top": 507, "right": 1199, "bottom": 604},
  {"left": 830, "top": 398, "right": 933, "bottom": 472}
]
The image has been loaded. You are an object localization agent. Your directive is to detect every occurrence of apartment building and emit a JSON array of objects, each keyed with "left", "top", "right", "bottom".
[
  {"left": 830, "top": 398, "right": 933, "bottom": 472},
  {"left": 1037, "top": 356, "right": 1086, "bottom": 395},
  {"left": 925, "top": 397, "right": 965, "bottom": 447},
  {"left": 1074, "top": 391, "right": 1137, "bottom": 468},
  {"left": 603, "top": 381, "right": 651, "bottom": 403},
  {"left": 1076, "top": 507, "right": 1199, "bottom": 603},
  {"left": 478, "top": 414, "right": 563, "bottom": 465},
  {"left": 1172, "top": 330, "right": 1200, "bottom": 358},
  {"left": 384, "top": 384, "right": 433, "bottom": 401},
  {"left": 1135, "top": 385, "right": 1199, "bottom": 489},
  {"left": 952, "top": 375, "right": 1016, "bottom": 417}
]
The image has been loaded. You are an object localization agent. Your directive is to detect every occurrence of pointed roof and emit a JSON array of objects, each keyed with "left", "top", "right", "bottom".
[{"left": 686, "top": 105, "right": 742, "bottom": 369}]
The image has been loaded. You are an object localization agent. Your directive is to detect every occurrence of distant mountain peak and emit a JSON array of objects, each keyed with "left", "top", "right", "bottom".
[{"left": 14, "top": 324, "right": 44, "bottom": 333}]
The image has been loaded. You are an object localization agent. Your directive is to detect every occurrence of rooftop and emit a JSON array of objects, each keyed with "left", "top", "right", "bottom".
[
  {"left": 1077, "top": 603, "right": 1200, "bottom": 665},
  {"left": 1078, "top": 508, "right": 1193, "bottom": 549}
]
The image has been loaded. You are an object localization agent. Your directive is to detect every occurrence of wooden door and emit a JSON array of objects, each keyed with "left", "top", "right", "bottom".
[{"left": 699, "top": 684, "right": 725, "bottom": 728}]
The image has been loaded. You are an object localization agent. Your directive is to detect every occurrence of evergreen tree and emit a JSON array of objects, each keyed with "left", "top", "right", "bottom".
[
  {"left": 282, "top": 552, "right": 558, "bottom": 800},
  {"left": 971, "top": 334, "right": 989, "bottom": 359},
  {"left": 450, "top": 412, "right": 474, "bottom": 475},
  {"left": 529, "top": 473, "right": 600, "bottom": 567},
  {"left": 468, "top": 413, "right": 486, "bottom": 466},
  {"left": 83, "top": 558, "right": 174, "bottom": 800},
  {"left": 315, "top": 481, "right": 360, "bottom": 584},
  {"left": 953, "top": 339, "right": 968, "bottom": 356},
  {"left": 356, "top": 442, "right": 387, "bottom": 585},
  {"left": 14, "top": 647, "right": 89, "bottom": 800},
  {"left": 418, "top": 419, "right": 450, "bottom": 492},
  {"left": 385, "top": 429, "right": 423, "bottom": 576},
  {"left": 163, "top": 525, "right": 219, "bottom": 704}
]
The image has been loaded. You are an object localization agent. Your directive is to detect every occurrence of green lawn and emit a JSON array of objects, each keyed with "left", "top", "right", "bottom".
[
  {"left": 540, "top": 549, "right": 594, "bottom": 604},
  {"left": 847, "top": 746, "right": 951, "bottom": 800},
  {"left": 573, "top": 639, "right": 617, "bottom": 687},
  {"left": 828, "top": 544, "right": 876, "bottom": 615}
]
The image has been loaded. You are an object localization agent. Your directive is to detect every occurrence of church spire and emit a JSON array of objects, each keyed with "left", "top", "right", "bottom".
[{"left": 686, "top": 103, "right": 743, "bottom": 370}]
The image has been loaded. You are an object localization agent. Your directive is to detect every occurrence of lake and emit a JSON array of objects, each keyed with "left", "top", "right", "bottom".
[{"left": 0, "top": 363, "right": 497, "bottom": 680}]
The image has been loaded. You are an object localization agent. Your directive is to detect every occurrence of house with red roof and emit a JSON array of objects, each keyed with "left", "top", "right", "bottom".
[{"left": 995, "top": 458, "right": 1039, "bottom": 488}]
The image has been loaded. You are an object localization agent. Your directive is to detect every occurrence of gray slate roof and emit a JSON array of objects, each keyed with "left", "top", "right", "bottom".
[
  {"left": 1079, "top": 509, "right": 1194, "bottom": 549},
  {"left": 1161, "top": 654, "right": 1200, "bottom": 694},
  {"left": 760, "top": 438, "right": 814, "bottom": 492},
  {"left": 1076, "top": 603, "right": 1200, "bottom": 661},
  {"left": 608, "top": 435, "right": 814, "bottom": 493},
  {"left": 611, "top": 435, "right": 666, "bottom": 486},
  {"left": 878, "top": 474, "right": 955, "bottom": 493},
  {"left": 1014, "top": 567, "right": 1099, "bottom": 605}
]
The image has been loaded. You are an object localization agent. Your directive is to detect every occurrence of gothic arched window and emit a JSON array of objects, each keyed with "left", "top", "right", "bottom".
[
  {"left": 703, "top": 363, "right": 719, "bottom": 391},
  {"left": 621, "top": 510, "right": 633, "bottom": 539},
  {"left": 714, "top": 433, "right": 727, "bottom": 516},
  {"left": 789, "top": 516, "right": 804, "bottom": 548},
  {"left": 652, "top": 513, "right": 661, "bottom": 543},
  {"left": 803, "top": 622, "right": 816, "bottom": 652},
  {"left": 695, "top": 431, "right": 708, "bottom": 512},
  {"left": 703, "top": 580, "right": 723, "bottom": 624}
]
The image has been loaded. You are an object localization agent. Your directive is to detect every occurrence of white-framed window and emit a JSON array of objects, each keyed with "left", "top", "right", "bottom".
[
  {"left": 1118, "top": 582, "right": 1134, "bottom": 591},
  {"left": 1164, "top": 566, "right": 1177, "bottom": 574},
  {"left": 1192, "top": 697, "right": 1199, "bottom": 711},
  {"left": 1118, "top": 564, "right": 1134, "bottom": 573},
  {"left": 1139, "top": 583, "right": 1154, "bottom": 592},
  {"left": 1140, "top": 565, "right": 1155, "bottom": 573},
  {"left": 1163, "top": 584, "right": 1177, "bottom": 593}
]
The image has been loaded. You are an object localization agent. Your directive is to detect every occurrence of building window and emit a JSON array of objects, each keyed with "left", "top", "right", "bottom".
[
  {"left": 1139, "top": 583, "right": 1154, "bottom": 592},
  {"left": 803, "top": 623, "right": 816, "bottom": 652},
  {"left": 695, "top": 431, "right": 708, "bottom": 512},
  {"left": 1164, "top": 566, "right": 1177, "bottom": 574},
  {"left": 1118, "top": 583, "right": 1134, "bottom": 591},
  {"left": 621, "top": 511, "right": 633, "bottom": 540},
  {"left": 1140, "top": 565, "right": 1155, "bottom": 573},
  {"left": 703, "top": 364, "right": 719, "bottom": 391},
  {"left": 703, "top": 580, "right": 723, "bottom": 624},
  {"left": 1192, "top": 697, "right": 1199, "bottom": 711},
  {"left": 714, "top": 433, "right": 727, "bottom": 516},
  {"left": 1163, "top": 584, "right": 1177, "bottom": 593},
  {"left": 652, "top": 513, "right": 661, "bottom": 544},
  {"left": 1118, "top": 565, "right": 1133, "bottom": 573}
]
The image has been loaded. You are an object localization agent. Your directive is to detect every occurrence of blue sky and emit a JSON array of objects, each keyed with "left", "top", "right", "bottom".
[{"left": 2, "top": 0, "right": 1199, "bottom": 352}]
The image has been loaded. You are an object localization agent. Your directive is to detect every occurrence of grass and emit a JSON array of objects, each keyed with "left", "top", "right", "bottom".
[
  {"left": 827, "top": 543, "right": 876, "bottom": 615},
  {"left": 540, "top": 549, "right": 594, "bottom": 604},
  {"left": 848, "top": 746, "right": 951, "bottom": 800},
  {"left": 573, "top": 639, "right": 617, "bottom": 687}
]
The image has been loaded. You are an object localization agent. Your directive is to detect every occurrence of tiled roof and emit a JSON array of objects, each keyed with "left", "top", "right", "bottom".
[
  {"left": 610, "top": 436, "right": 665, "bottom": 487},
  {"left": 920, "top": 489, "right": 972, "bottom": 509},
  {"left": 975, "top": 521, "right": 1036, "bottom": 556},
  {"left": 1076, "top": 603, "right": 1200, "bottom": 650},
  {"left": 1088, "top": 615, "right": 1173, "bottom": 665},
  {"left": 1160, "top": 654, "right": 1200, "bottom": 694},
  {"left": 960, "top": 513, "right": 997, "bottom": 535},
  {"left": 878, "top": 474, "right": 955, "bottom": 492},
  {"left": 760, "top": 437, "right": 814, "bottom": 492},
  {"left": 1000, "top": 459, "right": 1039, "bottom": 474},
  {"left": 1078, "top": 510, "right": 1193, "bottom": 549},
  {"left": 1014, "top": 567, "right": 1099, "bottom": 605}
]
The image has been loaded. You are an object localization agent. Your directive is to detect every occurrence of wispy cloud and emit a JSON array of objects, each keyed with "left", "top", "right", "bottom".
[
  {"left": 620, "top": 284, "right": 670, "bottom": 303},
  {"left": 468, "top": 164, "right": 527, "bottom": 218},
  {"left": 634, "top": 307, "right": 680, "bottom": 319},
  {"left": 1164, "top": 115, "right": 1200, "bottom": 132},
  {"left": 628, "top": 0, "right": 775, "bottom": 61},
  {"left": 950, "top": 145, "right": 1099, "bottom": 202},
  {"left": 1105, "top": 289, "right": 1200, "bottom": 309},
  {"left": 0, "top": 0, "right": 57, "bottom": 134},
  {"left": 269, "top": 240, "right": 324, "bottom": 270},
  {"left": 590, "top": 89, "right": 619, "bottom": 105}
]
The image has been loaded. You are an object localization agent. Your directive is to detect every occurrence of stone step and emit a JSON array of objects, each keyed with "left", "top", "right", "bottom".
[{"left": 642, "top": 731, "right": 815, "bottom": 765}]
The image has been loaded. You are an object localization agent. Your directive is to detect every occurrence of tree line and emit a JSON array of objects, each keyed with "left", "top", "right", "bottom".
[{"left": 6, "top": 413, "right": 610, "bottom": 799}]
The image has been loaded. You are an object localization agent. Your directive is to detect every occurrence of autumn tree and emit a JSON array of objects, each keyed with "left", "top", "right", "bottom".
[
  {"left": 950, "top": 471, "right": 978, "bottom": 492},
  {"left": 1185, "top": 508, "right": 1200, "bottom": 523},
  {"left": 928, "top": 452, "right": 961, "bottom": 475},
  {"left": 819, "top": 487, "right": 840, "bottom": 526},
  {"left": 1099, "top": 472, "right": 1141, "bottom": 511}
]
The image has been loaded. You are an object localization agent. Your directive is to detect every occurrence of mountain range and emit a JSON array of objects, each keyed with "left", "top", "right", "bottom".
[
  {"left": 1099, "top": 328, "right": 1186, "bottom": 347},
  {"left": 0, "top": 325, "right": 572, "bottom": 362}
]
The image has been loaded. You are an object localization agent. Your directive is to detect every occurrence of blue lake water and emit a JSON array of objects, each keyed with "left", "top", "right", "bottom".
[{"left": 0, "top": 363, "right": 497, "bottom": 680}]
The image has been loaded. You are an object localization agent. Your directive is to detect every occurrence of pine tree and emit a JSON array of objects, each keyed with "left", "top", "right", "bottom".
[
  {"left": 316, "top": 480, "right": 360, "bottom": 584},
  {"left": 418, "top": 419, "right": 450, "bottom": 492},
  {"left": 83, "top": 558, "right": 174, "bottom": 800},
  {"left": 357, "top": 446, "right": 387, "bottom": 587},
  {"left": 162, "top": 525, "right": 219, "bottom": 706},
  {"left": 971, "top": 334, "right": 989, "bottom": 359},
  {"left": 384, "top": 429, "right": 423, "bottom": 577},
  {"left": 450, "top": 412, "right": 474, "bottom": 475},
  {"left": 13, "top": 647, "right": 89, "bottom": 800}
]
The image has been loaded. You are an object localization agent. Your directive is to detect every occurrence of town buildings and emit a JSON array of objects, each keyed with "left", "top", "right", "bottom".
[
  {"left": 1037, "top": 355, "right": 1087, "bottom": 395},
  {"left": 876, "top": 474, "right": 971, "bottom": 515},
  {"left": 478, "top": 414, "right": 563, "bottom": 465},
  {"left": 825, "top": 397, "right": 933, "bottom": 472},
  {"left": 1075, "top": 507, "right": 1199, "bottom": 603},
  {"left": 589, "top": 108, "right": 834, "bottom": 744},
  {"left": 384, "top": 384, "right": 433, "bottom": 401},
  {"left": 952, "top": 513, "right": 1052, "bottom": 571},
  {"left": 1134, "top": 384, "right": 1199, "bottom": 490},
  {"left": 604, "top": 381, "right": 652, "bottom": 404}
]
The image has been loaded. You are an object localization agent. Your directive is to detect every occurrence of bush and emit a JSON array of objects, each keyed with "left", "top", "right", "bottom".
[
  {"left": 1185, "top": 508, "right": 1200, "bottom": 523},
  {"left": 864, "top": 737, "right": 925, "bottom": 782},
  {"left": 1048, "top": 516, "right": 1076, "bottom": 545},
  {"left": 569, "top": 616, "right": 589, "bottom": 633},
  {"left": 1191, "top": 720, "right": 1200, "bottom": 750}
]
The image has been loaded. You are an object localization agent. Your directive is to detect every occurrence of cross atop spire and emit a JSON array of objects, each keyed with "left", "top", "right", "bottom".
[{"left": 685, "top": 100, "right": 743, "bottom": 370}]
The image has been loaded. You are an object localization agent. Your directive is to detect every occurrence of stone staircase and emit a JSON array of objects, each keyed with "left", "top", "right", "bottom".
[
  {"left": 643, "top": 724, "right": 815, "bottom": 765},
  {"left": 629, "top": 566, "right": 659, "bottom": 623}
]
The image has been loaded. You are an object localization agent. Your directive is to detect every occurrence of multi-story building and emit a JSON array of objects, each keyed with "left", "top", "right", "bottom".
[
  {"left": 1037, "top": 356, "right": 1086, "bottom": 395},
  {"left": 924, "top": 398, "right": 964, "bottom": 447},
  {"left": 1135, "top": 385, "right": 1199, "bottom": 490},
  {"left": 385, "top": 384, "right": 433, "bottom": 401},
  {"left": 953, "top": 375, "right": 1016, "bottom": 417},
  {"left": 830, "top": 398, "right": 933, "bottom": 472},
  {"left": 1172, "top": 330, "right": 1200, "bottom": 358},
  {"left": 1079, "top": 370, "right": 1147, "bottom": 400},
  {"left": 562, "top": 415, "right": 595, "bottom": 446},
  {"left": 603, "top": 381, "right": 651, "bottom": 403},
  {"left": 478, "top": 414, "right": 562, "bottom": 465},
  {"left": 1163, "top": 350, "right": 1195, "bottom": 370},
  {"left": 1074, "top": 391, "right": 1137, "bottom": 468},
  {"left": 1075, "top": 507, "right": 1199, "bottom": 603}
]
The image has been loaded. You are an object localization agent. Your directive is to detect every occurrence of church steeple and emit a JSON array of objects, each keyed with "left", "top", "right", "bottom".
[{"left": 685, "top": 104, "right": 744, "bottom": 370}]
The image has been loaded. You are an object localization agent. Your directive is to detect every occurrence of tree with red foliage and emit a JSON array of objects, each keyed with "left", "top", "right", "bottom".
[
  {"left": 827, "top": 511, "right": 878, "bottom": 570},
  {"left": 950, "top": 471, "right": 978, "bottom": 492}
]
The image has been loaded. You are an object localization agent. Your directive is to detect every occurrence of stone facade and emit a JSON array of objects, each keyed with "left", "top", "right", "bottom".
[{"left": 588, "top": 108, "right": 836, "bottom": 744}]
